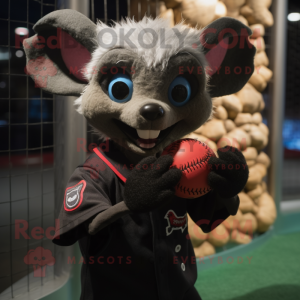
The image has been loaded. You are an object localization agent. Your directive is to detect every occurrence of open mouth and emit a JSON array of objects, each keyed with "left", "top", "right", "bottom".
[{"left": 114, "top": 119, "right": 177, "bottom": 149}]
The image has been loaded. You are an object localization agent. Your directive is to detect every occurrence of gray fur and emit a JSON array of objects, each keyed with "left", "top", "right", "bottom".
[
  {"left": 82, "top": 48, "right": 211, "bottom": 156},
  {"left": 33, "top": 9, "right": 97, "bottom": 53},
  {"left": 23, "top": 10, "right": 255, "bottom": 157}
]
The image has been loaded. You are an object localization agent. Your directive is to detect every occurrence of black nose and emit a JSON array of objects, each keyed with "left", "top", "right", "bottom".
[{"left": 139, "top": 104, "right": 165, "bottom": 121}]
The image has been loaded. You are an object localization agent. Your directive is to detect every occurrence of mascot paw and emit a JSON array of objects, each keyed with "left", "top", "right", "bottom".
[
  {"left": 208, "top": 147, "right": 249, "bottom": 198},
  {"left": 124, "top": 155, "right": 182, "bottom": 213}
]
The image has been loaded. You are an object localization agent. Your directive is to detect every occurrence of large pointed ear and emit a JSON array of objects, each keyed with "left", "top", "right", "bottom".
[
  {"left": 23, "top": 9, "right": 97, "bottom": 96},
  {"left": 200, "top": 17, "right": 256, "bottom": 98}
]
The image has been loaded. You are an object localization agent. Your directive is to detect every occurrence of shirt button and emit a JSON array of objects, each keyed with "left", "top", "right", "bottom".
[
  {"left": 175, "top": 245, "right": 181, "bottom": 253},
  {"left": 181, "top": 263, "right": 185, "bottom": 271}
]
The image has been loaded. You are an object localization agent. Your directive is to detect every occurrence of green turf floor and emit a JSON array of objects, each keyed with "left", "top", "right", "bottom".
[{"left": 195, "top": 232, "right": 300, "bottom": 300}]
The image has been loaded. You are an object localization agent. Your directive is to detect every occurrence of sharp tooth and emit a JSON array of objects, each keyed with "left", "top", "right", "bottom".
[
  {"left": 149, "top": 130, "right": 160, "bottom": 139},
  {"left": 137, "top": 129, "right": 149, "bottom": 139}
]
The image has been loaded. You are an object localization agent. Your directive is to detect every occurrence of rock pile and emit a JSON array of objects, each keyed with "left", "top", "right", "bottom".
[{"left": 158, "top": 0, "right": 276, "bottom": 256}]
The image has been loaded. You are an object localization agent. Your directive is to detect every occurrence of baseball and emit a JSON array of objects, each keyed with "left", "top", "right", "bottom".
[{"left": 162, "top": 139, "right": 216, "bottom": 199}]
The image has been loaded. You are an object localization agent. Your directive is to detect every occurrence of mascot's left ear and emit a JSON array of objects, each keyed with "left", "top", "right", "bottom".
[{"left": 200, "top": 17, "right": 256, "bottom": 97}]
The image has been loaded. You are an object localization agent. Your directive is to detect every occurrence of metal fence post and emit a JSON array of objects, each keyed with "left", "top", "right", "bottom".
[
  {"left": 268, "top": 0, "right": 288, "bottom": 218},
  {"left": 53, "top": 0, "right": 89, "bottom": 297},
  {"left": 56, "top": 0, "right": 88, "bottom": 184}
]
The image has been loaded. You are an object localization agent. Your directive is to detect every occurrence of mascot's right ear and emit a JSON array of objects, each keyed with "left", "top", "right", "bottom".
[
  {"left": 23, "top": 9, "right": 97, "bottom": 96},
  {"left": 200, "top": 17, "right": 256, "bottom": 98}
]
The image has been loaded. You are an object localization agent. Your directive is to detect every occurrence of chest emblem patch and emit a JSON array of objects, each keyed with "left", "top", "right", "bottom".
[
  {"left": 64, "top": 180, "right": 86, "bottom": 211},
  {"left": 165, "top": 210, "right": 187, "bottom": 236}
]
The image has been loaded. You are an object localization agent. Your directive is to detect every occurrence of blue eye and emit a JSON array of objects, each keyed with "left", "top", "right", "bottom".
[
  {"left": 168, "top": 76, "right": 192, "bottom": 107},
  {"left": 108, "top": 74, "right": 133, "bottom": 103}
]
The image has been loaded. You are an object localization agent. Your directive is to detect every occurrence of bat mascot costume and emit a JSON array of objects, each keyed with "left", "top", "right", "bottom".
[{"left": 24, "top": 9, "right": 255, "bottom": 300}]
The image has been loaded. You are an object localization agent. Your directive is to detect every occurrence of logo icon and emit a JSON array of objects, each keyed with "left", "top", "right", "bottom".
[
  {"left": 24, "top": 246, "right": 55, "bottom": 277},
  {"left": 165, "top": 210, "right": 187, "bottom": 236},
  {"left": 64, "top": 180, "right": 86, "bottom": 211}
]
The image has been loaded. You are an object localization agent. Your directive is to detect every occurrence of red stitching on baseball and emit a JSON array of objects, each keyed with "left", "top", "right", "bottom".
[
  {"left": 177, "top": 183, "right": 211, "bottom": 196},
  {"left": 180, "top": 152, "right": 213, "bottom": 173},
  {"left": 162, "top": 138, "right": 216, "bottom": 199}
]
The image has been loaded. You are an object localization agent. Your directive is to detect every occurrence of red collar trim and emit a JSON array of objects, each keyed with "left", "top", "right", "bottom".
[{"left": 93, "top": 147, "right": 127, "bottom": 183}]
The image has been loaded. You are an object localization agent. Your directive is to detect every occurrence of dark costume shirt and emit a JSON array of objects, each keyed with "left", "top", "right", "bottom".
[{"left": 53, "top": 140, "right": 234, "bottom": 300}]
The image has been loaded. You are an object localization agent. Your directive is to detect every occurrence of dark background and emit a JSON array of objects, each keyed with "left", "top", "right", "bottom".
[{"left": 282, "top": 0, "right": 300, "bottom": 199}]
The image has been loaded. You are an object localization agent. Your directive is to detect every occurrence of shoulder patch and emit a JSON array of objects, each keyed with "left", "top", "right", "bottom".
[{"left": 64, "top": 180, "right": 86, "bottom": 211}]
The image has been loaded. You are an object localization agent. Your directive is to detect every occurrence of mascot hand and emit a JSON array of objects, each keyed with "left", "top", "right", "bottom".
[
  {"left": 207, "top": 147, "right": 249, "bottom": 199},
  {"left": 124, "top": 155, "right": 182, "bottom": 213}
]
